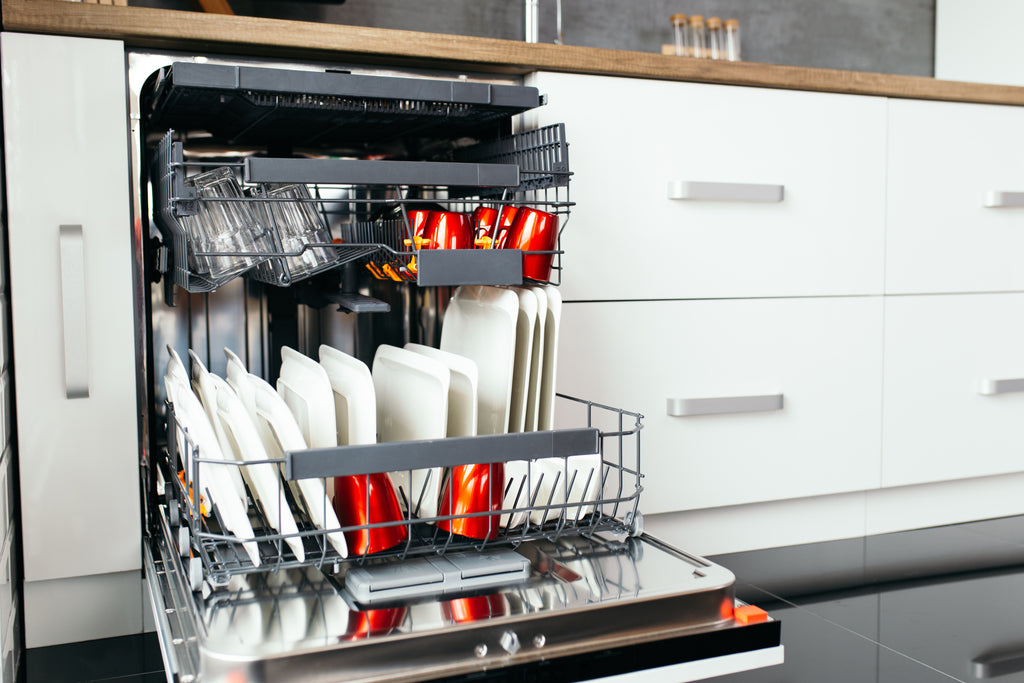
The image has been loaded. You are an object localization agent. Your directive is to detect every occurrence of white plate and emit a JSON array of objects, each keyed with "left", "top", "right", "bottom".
[
  {"left": 188, "top": 350, "right": 249, "bottom": 506},
  {"left": 278, "top": 346, "right": 337, "bottom": 449},
  {"left": 538, "top": 285, "right": 562, "bottom": 431},
  {"left": 372, "top": 344, "right": 449, "bottom": 518},
  {"left": 215, "top": 378, "right": 305, "bottom": 562},
  {"left": 525, "top": 287, "right": 548, "bottom": 432},
  {"left": 164, "top": 374, "right": 260, "bottom": 566},
  {"left": 440, "top": 286, "right": 519, "bottom": 436},
  {"left": 318, "top": 345, "right": 376, "bottom": 446},
  {"left": 404, "top": 343, "right": 479, "bottom": 438},
  {"left": 165, "top": 345, "right": 191, "bottom": 389},
  {"left": 224, "top": 347, "right": 257, "bottom": 417},
  {"left": 245, "top": 376, "right": 349, "bottom": 559},
  {"left": 507, "top": 289, "right": 537, "bottom": 433}
]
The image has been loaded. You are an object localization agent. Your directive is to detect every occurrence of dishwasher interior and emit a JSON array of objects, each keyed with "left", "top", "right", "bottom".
[{"left": 131, "top": 50, "right": 781, "bottom": 682}]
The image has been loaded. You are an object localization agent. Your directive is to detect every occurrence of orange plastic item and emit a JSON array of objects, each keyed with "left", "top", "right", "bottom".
[
  {"left": 178, "top": 470, "right": 209, "bottom": 517},
  {"left": 734, "top": 605, "right": 768, "bottom": 624}
]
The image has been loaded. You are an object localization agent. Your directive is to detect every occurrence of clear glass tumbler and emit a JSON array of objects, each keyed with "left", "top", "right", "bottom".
[
  {"left": 181, "top": 167, "right": 268, "bottom": 282},
  {"left": 256, "top": 183, "right": 338, "bottom": 282}
]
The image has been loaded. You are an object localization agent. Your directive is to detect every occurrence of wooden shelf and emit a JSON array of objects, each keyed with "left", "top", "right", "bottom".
[{"left": 6, "top": 0, "right": 1024, "bottom": 106}]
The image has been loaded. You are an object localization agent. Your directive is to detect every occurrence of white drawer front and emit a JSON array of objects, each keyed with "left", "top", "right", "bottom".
[
  {"left": 886, "top": 99, "right": 1024, "bottom": 294},
  {"left": 555, "top": 297, "right": 884, "bottom": 513},
  {"left": 527, "top": 72, "right": 887, "bottom": 300},
  {"left": 882, "top": 293, "right": 1024, "bottom": 486}
]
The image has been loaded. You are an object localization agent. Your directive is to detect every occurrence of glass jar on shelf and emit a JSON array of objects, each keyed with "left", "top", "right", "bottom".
[
  {"left": 670, "top": 13, "right": 690, "bottom": 57},
  {"left": 725, "top": 18, "right": 741, "bottom": 61},
  {"left": 688, "top": 15, "right": 707, "bottom": 59}
]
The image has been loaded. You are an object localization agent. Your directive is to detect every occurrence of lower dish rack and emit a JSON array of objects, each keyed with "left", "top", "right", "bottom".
[{"left": 162, "top": 394, "right": 643, "bottom": 590}]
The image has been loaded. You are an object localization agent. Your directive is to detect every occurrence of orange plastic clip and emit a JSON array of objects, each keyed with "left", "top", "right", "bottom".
[
  {"left": 734, "top": 605, "right": 768, "bottom": 624},
  {"left": 178, "top": 469, "right": 209, "bottom": 517}
]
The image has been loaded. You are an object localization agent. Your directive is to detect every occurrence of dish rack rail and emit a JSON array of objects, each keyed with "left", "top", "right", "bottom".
[
  {"left": 162, "top": 394, "right": 643, "bottom": 591},
  {"left": 152, "top": 124, "right": 571, "bottom": 296}
]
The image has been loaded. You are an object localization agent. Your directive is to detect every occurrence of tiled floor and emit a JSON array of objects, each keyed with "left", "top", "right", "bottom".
[
  {"left": 20, "top": 516, "right": 1024, "bottom": 682},
  {"left": 706, "top": 516, "right": 1024, "bottom": 682}
]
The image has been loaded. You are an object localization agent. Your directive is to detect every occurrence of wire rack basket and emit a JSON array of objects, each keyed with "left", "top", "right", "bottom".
[
  {"left": 163, "top": 394, "right": 643, "bottom": 590},
  {"left": 151, "top": 124, "right": 572, "bottom": 293}
]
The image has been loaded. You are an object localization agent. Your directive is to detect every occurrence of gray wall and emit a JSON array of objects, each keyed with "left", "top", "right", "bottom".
[{"left": 136, "top": 0, "right": 935, "bottom": 76}]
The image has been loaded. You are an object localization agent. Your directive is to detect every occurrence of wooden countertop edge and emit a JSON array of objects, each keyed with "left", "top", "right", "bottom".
[{"left": 7, "top": 0, "right": 1024, "bottom": 106}]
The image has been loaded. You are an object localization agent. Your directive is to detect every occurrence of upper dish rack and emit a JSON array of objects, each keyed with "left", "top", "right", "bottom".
[
  {"left": 145, "top": 61, "right": 572, "bottom": 295},
  {"left": 163, "top": 394, "right": 643, "bottom": 591}
]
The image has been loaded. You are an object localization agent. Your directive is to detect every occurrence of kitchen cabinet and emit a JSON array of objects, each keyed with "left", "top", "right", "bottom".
[
  {"left": 525, "top": 72, "right": 887, "bottom": 301},
  {"left": 881, "top": 292, "right": 1024, "bottom": 486},
  {"left": 556, "top": 297, "right": 884, "bottom": 513},
  {"left": 1, "top": 33, "right": 142, "bottom": 647},
  {"left": 530, "top": 70, "right": 1024, "bottom": 523},
  {"left": 886, "top": 98, "right": 1024, "bottom": 294}
]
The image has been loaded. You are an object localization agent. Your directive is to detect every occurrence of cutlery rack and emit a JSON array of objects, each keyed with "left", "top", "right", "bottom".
[
  {"left": 162, "top": 394, "right": 643, "bottom": 591},
  {"left": 151, "top": 124, "right": 571, "bottom": 298}
]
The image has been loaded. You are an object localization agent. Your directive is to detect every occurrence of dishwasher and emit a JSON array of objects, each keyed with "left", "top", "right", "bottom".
[{"left": 2, "top": 35, "right": 782, "bottom": 683}]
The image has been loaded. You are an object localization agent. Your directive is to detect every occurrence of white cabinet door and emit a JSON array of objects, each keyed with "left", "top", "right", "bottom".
[
  {"left": 886, "top": 98, "right": 1024, "bottom": 294},
  {"left": 525, "top": 72, "right": 887, "bottom": 301},
  {"left": 1, "top": 33, "right": 140, "bottom": 581},
  {"left": 555, "top": 297, "right": 884, "bottom": 513},
  {"left": 882, "top": 293, "right": 1024, "bottom": 486}
]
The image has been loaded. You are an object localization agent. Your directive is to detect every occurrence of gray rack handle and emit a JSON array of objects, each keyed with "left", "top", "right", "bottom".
[
  {"left": 245, "top": 157, "right": 520, "bottom": 188},
  {"left": 285, "top": 428, "right": 599, "bottom": 480},
  {"left": 983, "top": 191, "right": 1024, "bottom": 208},
  {"left": 667, "top": 394, "right": 784, "bottom": 417},
  {"left": 978, "top": 378, "right": 1024, "bottom": 395},
  {"left": 58, "top": 225, "right": 89, "bottom": 399},
  {"left": 667, "top": 180, "right": 785, "bottom": 203}
]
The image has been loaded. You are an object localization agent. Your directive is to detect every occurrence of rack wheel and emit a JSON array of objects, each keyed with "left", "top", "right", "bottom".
[
  {"left": 188, "top": 557, "right": 203, "bottom": 593},
  {"left": 625, "top": 510, "right": 644, "bottom": 538},
  {"left": 177, "top": 526, "right": 190, "bottom": 557}
]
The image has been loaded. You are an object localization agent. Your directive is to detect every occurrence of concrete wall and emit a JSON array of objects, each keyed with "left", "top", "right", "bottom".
[{"left": 134, "top": 0, "right": 936, "bottom": 76}]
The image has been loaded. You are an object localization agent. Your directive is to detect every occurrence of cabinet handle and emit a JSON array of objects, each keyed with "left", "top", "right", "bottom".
[
  {"left": 978, "top": 378, "right": 1024, "bottom": 396},
  {"left": 973, "top": 651, "right": 1024, "bottom": 678},
  {"left": 667, "top": 181, "right": 784, "bottom": 203},
  {"left": 983, "top": 191, "right": 1024, "bottom": 208},
  {"left": 666, "top": 394, "right": 784, "bottom": 417},
  {"left": 58, "top": 225, "right": 89, "bottom": 400}
]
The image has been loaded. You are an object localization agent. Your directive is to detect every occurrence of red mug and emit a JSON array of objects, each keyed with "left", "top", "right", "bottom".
[
  {"left": 471, "top": 206, "right": 518, "bottom": 248},
  {"left": 343, "top": 606, "right": 408, "bottom": 640},
  {"left": 503, "top": 207, "right": 559, "bottom": 281},
  {"left": 333, "top": 472, "right": 408, "bottom": 555},
  {"left": 436, "top": 462, "right": 505, "bottom": 540},
  {"left": 441, "top": 593, "right": 509, "bottom": 624},
  {"left": 423, "top": 211, "right": 473, "bottom": 250}
]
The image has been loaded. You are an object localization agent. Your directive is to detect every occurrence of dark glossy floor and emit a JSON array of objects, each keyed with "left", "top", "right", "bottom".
[
  {"left": 19, "top": 515, "right": 1024, "bottom": 682},
  {"left": 706, "top": 515, "right": 1024, "bottom": 682}
]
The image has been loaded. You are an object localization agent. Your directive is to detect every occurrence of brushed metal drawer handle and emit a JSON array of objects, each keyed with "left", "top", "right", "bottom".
[
  {"left": 666, "top": 394, "right": 784, "bottom": 417},
  {"left": 983, "top": 191, "right": 1024, "bottom": 208},
  {"left": 667, "top": 180, "right": 784, "bottom": 203},
  {"left": 973, "top": 650, "right": 1024, "bottom": 678},
  {"left": 978, "top": 378, "right": 1024, "bottom": 396},
  {"left": 58, "top": 225, "right": 89, "bottom": 400}
]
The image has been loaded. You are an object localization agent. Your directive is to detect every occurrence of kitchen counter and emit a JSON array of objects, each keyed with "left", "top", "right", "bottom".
[{"left": 7, "top": 0, "right": 1024, "bottom": 106}]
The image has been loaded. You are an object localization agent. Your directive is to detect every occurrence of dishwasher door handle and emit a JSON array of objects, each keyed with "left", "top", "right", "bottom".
[
  {"left": 667, "top": 180, "right": 785, "bottom": 203},
  {"left": 978, "top": 378, "right": 1024, "bottom": 396},
  {"left": 58, "top": 224, "right": 89, "bottom": 399},
  {"left": 983, "top": 191, "right": 1024, "bottom": 208},
  {"left": 667, "top": 394, "right": 784, "bottom": 417}
]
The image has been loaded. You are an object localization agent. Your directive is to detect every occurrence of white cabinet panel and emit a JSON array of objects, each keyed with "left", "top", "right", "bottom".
[
  {"left": 555, "top": 297, "right": 884, "bottom": 513},
  {"left": 886, "top": 99, "right": 1024, "bottom": 294},
  {"left": 1, "top": 33, "right": 141, "bottom": 581},
  {"left": 882, "top": 293, "right": 1024, "bottom": 486},
  {"left": 526, "top": 72, "right": 887, "bottom": 300}
]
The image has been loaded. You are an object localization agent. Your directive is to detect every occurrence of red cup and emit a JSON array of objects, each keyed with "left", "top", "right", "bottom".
[
  {"left": 423, "top": 211, "right": 473, "bottom": 250},
  {"left": 441, "top": 593, "right": 509, "bottom": 624},
  {"left": 503, "top": 207, "right": 559, "bottom": 281},
  {"left": 333, "top": 473, "right": 408, "bottom": 555},
  {"left": 343, "top": 606, "right": 408, "bottom": 640},
  {"left": 471, "top": 206, "right": 518, "bottom": 248},
  {"left": 436, "top": 462, "right": 505, "bottom": 540}
]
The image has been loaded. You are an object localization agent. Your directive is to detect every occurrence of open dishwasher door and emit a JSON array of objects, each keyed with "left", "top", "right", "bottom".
[{"left": 146, "top": 511, "right": 780, "bottom": 683}]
